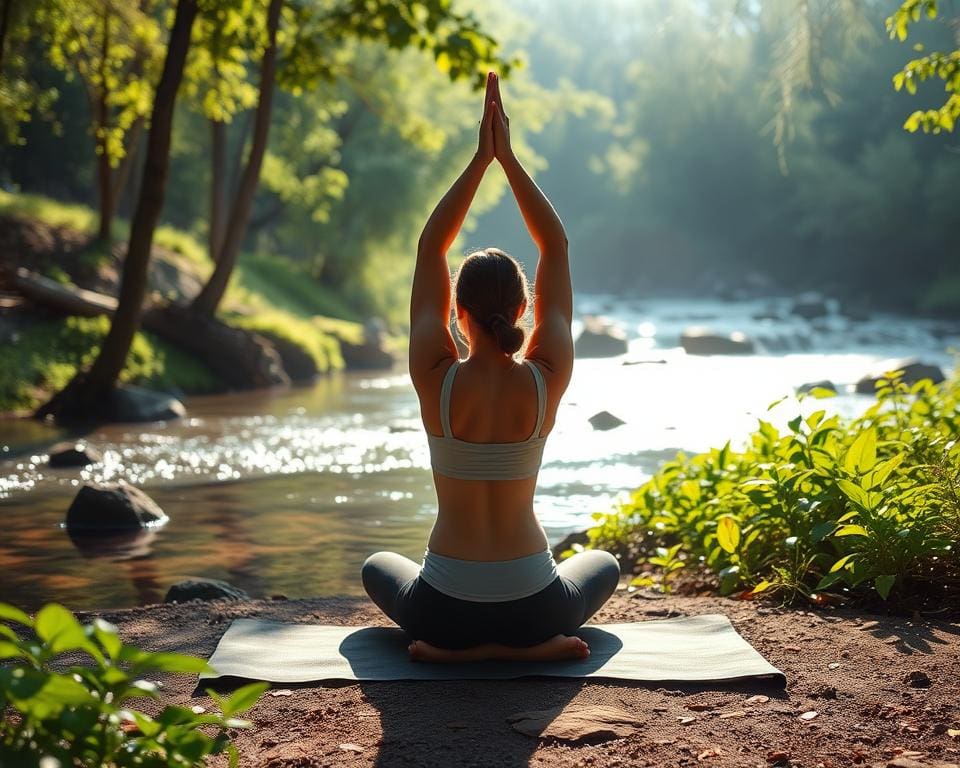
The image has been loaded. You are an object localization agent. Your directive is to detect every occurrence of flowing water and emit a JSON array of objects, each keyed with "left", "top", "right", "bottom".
[{"left": 1, "top": 296, "right": 956, "bottom": 611}]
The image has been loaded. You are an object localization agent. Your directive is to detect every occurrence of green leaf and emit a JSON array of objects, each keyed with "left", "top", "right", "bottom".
[
  {"left": 0, "top": 603, "right": 33, "bottom": 627},
  {"left": 837, "top": 479, "right": 871, "bottom": 510},
  {"left": 718, "top": 565, "right": 740, "bottom": 596},
  {"left": 816, "top": 571, "right": 844, "bottom": 590},
  {"left": 835, "top": 524, "right": 869, "bottom": 537},
  {"left": 875, "top": 575, "right": 896, "bottom": 600},
  {"left": 829, "top": 554, "right": 855, "bottom": 573},
  {"left": 751, "top": 580, "right": 773, "bottom": 594},
  {"left": 35, "top": 604, "right": 88, "bottom": 654},
  {"left": 224, "top": 682, "right": 269, "bottom": 716},
  {"left": 716, "top": 516, "right": 741, "bottom": 554},
  {"left": 844, "top": 428, "right": 877, "bottom": 474},
  {"left": 130, "top": 651, "right": 212, "bottom": 675},
  {"left": 807, "top": 387, "right": 837, "bottom": 399}
]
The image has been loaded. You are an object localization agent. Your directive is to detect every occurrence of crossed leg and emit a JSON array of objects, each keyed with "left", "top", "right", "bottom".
[{"left": 361, "top": 549, "right": 620, "bottom": 663}]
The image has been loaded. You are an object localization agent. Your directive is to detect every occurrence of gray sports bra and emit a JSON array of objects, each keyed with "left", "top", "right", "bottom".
[{"left": 427, "top": 359, "right": 548, "bottom": 481}]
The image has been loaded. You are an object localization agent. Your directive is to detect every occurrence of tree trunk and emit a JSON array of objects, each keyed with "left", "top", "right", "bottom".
[
  {"left": 111, "top": 116, "right": 145, "bottom": 217},
  {"left": 209, "top": 118, "right": 227, "bottom": 261},
  {"left": 0, "top": 0, "right": 13, "bottom": 75},
  {"left": 35, "top": 0, "right": 199, "bottom": 424},
  {"left": 96, "top": 7, "right": 113, "bottom": 243},
  {"left": 191, "top": 0, "right": 283, "bottom": 316}
]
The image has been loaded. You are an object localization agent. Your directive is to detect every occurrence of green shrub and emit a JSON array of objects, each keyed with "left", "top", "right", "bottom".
[
  {"left": 583, "top": 372, "right": 960, "bottom": 605},
  {"left": 225, "top": 309, "right": 345, "bottom": 375},
  {"left": 0, "top": 602, "right": 266, "bottom": 767}
]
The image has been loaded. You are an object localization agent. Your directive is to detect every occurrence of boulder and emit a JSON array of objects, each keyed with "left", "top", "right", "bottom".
[
  {"left": 680, "top": 327, "right": 754, "bottom": 355},
  {"left": 588, "top": 411, "right": 626, "bottom": 431},
  {"left": 66, "top": 482, "right": 168, "bottom": 533},
  {"left": 49, "top": 442, "right": 103, "bottom": 468},
  {"left": 165, "top": 578, "right": 249, "bottom": 603},
  {"left": 341, "top": 341, "right": 394, "bottom": 370},
  {"left": 106, "top": 385, "right": 186, "bottom": 423},
  {"left": 790, "top": 293, "right": 831, "bottom": 320},
  {"left": 551, "top": 529, "right": 590, "bottom": 560},
  {"left": 855, "top": 358, "right": 945, "bottom": 395},
  {"left": 797, "top": 380, "right": 837, "bottom": 395},
  {"left": 508, "top": 705, "right": 642, "bottom": 743},
  {"left": 574, "top": 316, "right": 628, "bottom": 358}
]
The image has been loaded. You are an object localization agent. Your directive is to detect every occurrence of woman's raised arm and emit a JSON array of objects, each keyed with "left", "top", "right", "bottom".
[
  {"left": 409, "top": 75, "right": 497, "bottom": 382},
  {"left": 489, "top": 75, "right": 572, "bottom": 377}
]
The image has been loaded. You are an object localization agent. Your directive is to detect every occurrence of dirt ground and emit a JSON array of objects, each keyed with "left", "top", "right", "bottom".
[{"left": 86, "top": 590, "right": 960, "bottom": 768}]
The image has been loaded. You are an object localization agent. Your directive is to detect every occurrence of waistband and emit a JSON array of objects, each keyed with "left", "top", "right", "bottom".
[{"left": 419, "top": 548, "right": 558, "bottom": 603}]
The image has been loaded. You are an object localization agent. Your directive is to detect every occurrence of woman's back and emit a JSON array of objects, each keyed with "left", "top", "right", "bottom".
[{"left": 419, "top": 355, "right": 560, "bottom": 560}]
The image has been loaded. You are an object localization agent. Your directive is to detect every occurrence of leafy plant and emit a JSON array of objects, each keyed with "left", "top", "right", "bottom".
[
  {"left": 0, "top": 602, "right": 266, "bottom": 767},
  {"left": 583, "top": 371, "right": 960, "bottom": 605}
]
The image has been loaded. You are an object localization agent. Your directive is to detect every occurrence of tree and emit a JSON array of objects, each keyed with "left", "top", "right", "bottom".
[
  {"left": 888, "top": 0, "right": 959, "bottom": 133},
  {"left": 38, "top": 0, "right": 163, "bottom": 241},
  {"left": 189, "top": 0, "right": 517, "bottom": 317},
  {"left": 36, "top": 0, "right": 198, "bottom": 424}
]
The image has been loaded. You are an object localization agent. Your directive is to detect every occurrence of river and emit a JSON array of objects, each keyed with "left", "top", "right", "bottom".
[{"left": 1, "top": 296, "right": 955, "bottom": 611}]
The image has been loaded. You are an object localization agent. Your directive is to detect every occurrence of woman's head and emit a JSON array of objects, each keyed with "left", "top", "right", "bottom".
[{"left": 454, "top": 247, "right": 529, "bottom": 355}]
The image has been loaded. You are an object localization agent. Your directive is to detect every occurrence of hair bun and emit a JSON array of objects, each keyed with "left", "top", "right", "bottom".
[{"left": 488, "top": 313, "right": 524, "bottom": 355}]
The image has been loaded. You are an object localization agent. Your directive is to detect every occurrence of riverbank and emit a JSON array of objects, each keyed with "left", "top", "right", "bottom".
[
  {"left": 85, "top": 592, "right": 960, "bottom": 768},
  {"left": 0, "top": 192, "right": 395, "bottom": 415}
]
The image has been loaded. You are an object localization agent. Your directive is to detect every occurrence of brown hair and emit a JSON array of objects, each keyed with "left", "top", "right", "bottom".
[{"left": 454, "top": 247, "right": 529, "bottom": 355}]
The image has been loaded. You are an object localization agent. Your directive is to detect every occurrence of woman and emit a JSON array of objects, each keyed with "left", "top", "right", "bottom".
[{"left": 362, "top": 72, "right": 620, "bottom": 663}]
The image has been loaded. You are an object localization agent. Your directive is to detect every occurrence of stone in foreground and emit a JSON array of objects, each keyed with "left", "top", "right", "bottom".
[
  {"left": 49, "top": 442, "right": 103, "bottom": 468},
  {"left": 165, "top": 578, "right": 250, "bottom": 603},
  {"left": 508, "top": 705, "right": 642, "bottom": 743},
  {"left": 66, "top": 482, "right": 168, "bottom": 532}
]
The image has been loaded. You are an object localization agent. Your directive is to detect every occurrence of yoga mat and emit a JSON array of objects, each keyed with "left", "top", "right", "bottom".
[{"left": 201, "top": 614, "right": 785, "bottom": 685}]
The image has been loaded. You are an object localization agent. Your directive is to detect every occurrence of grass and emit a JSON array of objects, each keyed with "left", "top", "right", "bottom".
[
  {"left": 581, "top": 373, "right": 960, "bottom": 608},
  {"left": 0, "top": 316, "right": 222, "bottom": 413}
]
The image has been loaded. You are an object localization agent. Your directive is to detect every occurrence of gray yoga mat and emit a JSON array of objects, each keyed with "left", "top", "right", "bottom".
[{"left": 201, "top": 614, "right": 785, "bottom": 685}]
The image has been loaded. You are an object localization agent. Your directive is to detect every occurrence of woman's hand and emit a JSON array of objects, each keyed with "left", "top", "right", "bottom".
[
  {"left": 476, "top": 73, "right": 496, "bottom": 167},
  {"left": 490, "top": 73, "right": 513, "bottom": 163}
]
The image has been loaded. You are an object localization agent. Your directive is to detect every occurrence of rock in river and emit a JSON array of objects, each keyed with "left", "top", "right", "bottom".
[
  {"left": 66, "top": 482, "right": 168, "bottom": 533},
  {"left": 575, "top": 316, "right": 628, "bottom": 358},
  {"left": 589, "top": 410, "right": 626, "bottom": 431},
  {"left": 165, "top": 578, "right": 250, "bottom": 603},
  {"left": 106, "top": 385, "right": 186, "bottom": 423},
  {"left": 680, "top": 326, "right": 754, "bottom": 355},
  {"left": 49, "top": 442, "right": 103, "bottom": 468},
  {"left": 855, "top": 358, "right": 945, "bottom": 394}
]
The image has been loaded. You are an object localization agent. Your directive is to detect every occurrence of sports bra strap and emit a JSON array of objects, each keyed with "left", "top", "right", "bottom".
[
  {"left": 439, "top": 359, "right": 460, "bottom": 437},
  {"left": 526, "top": 360, "right": 547, "bottom": 440},
  {"left": 439, "top": 358, "right": 546, "bottom": 441}
]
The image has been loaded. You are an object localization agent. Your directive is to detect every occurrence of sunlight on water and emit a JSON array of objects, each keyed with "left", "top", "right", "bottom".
[{"left": 0, "top": 296, "right": 955, "bottom": 610}]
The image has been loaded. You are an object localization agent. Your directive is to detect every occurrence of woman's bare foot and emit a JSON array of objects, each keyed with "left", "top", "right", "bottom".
[{"left": 408, "top": 634, "right": 589, "bottom": 663}]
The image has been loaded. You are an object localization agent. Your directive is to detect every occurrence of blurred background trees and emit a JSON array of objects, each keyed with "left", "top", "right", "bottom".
[{"left": 1, "top": 0, "right": 957, "bottom": 325}]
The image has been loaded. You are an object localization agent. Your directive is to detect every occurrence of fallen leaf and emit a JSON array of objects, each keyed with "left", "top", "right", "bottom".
[
  {"left": 799, "top": 711, "right": 819, "bottom": 721},
  {"left": 268, "top": 689, "right": 293, "bottom": 697},
  {"left": 784, "top": 645, "right": 802, "bottom": 652},
  {"left": 746, "top": 695, "right": 770, "bottom": 705},
  {"left": 679, "top": 716, "right": 697, "bottom": 725},
  {"left": 948, "top": 729, "right": 960, "bottom": 739},
  {"left": 339, "top": 743, "right": 364, "bottom": 753},
  {"left": 829, "top": 662, "right": 841, "bottom": 669},
  {"left": 719, "top": 711, "right": 746, "bottom": 719},
  {"left": 697, "top": 748, "right": 722, "bottom": 761}
]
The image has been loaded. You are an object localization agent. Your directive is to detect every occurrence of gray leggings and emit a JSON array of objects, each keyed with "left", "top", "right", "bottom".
[{"left": 361, "top": 549, "right": 620, "bottom": 650}]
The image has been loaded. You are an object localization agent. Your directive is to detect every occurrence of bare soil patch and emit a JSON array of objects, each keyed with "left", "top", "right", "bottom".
[{"left": 84, "top": 591, "right": 960, "bottom": 768}]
